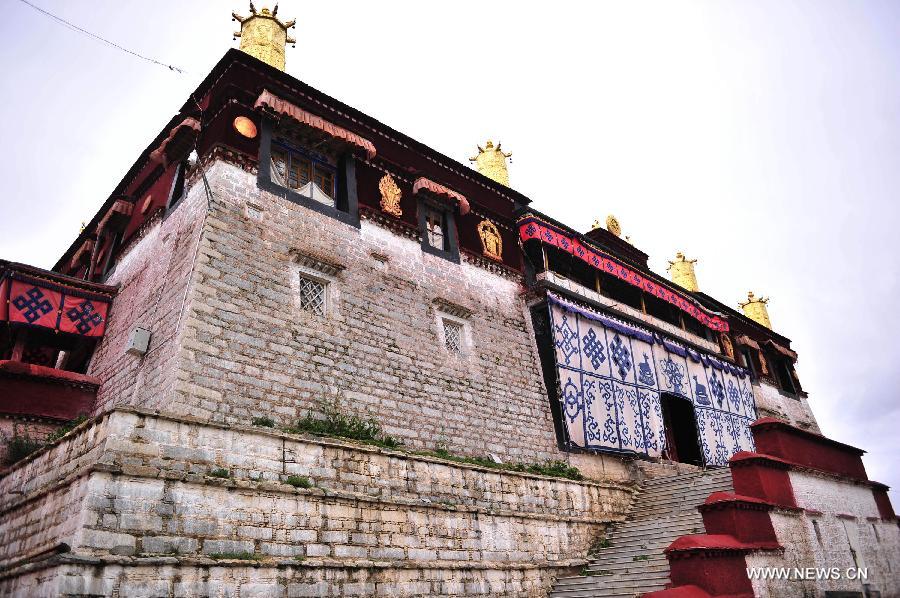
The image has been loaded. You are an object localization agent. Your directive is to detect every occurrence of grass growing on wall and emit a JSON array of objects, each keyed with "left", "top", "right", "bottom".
[
  {"left": 3, "top": 415, "right": 89, "bottom": 466},
  {"left": 4, "top": 433, "right": 44, "bottom": 465},
  {"left": 285, "top": 399, "right": 402, "bottom": 449}
]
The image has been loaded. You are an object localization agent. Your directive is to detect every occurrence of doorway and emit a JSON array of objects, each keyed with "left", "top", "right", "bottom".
[{"left": 661, "top": 394, "right": 703, "bottom": 466}]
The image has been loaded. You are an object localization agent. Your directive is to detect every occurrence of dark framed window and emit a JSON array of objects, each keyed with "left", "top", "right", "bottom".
[
  {"left": 417, "top": 197, "right": 459, "bottom": 262},
  {"left": 774, "top": 356, "right": 797, "bottom": 395},
  {"left": 257, "top": 118, "right": 359, "bottom": 227},
  {"left": 271, "top": 141, "right": 336, "bottom": 205}
]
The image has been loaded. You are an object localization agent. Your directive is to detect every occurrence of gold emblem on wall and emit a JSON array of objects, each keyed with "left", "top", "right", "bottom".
[
  {"left": 606, "top": 214, "right": 622, "bottom": 237},
  {"left": 378, "top": 174, "right": 403, "bottom": 217},
  {"left": 477, "top": 219, "right": 503, "bottom": 261},
  {"left": 720, "top": 333, "right": 735, "bottom": 360}
]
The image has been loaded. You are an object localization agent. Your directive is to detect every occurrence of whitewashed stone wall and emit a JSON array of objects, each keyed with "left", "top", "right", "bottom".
[
  {"left": 746, "top": 470, "right": 900, "bottom": 597},
  {"left": 752, "top": 381, "right": 819, "bottom": 432},
  {"left": 0, "top": 410, "right": 634, "bottom": 597}
]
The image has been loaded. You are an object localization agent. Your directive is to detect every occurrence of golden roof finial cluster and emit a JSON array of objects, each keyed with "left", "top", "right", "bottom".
[
  {"left": 739, "top": 291, "right": 772, "bottom": 329},
  {"left": 667, "top": 251, "right": 700, "bottom": 292},
  {"left": 605, "top": 214, "right": 621, "bottom": 237},
  {"left": 470, "top": 140, "right": 512, "bottom": 187},
  {"left": 233, "top": 2, "right": 296, "bottom": 71}
]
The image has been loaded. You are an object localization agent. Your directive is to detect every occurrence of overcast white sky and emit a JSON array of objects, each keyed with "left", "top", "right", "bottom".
[{"left": 1, "top": 1, "right": 897, "bottom": 500}]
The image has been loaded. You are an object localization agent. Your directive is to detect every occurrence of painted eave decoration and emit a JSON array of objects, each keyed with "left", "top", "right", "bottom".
[
  {"left": 1, "top": 261, "right": 116, "bottom": 338},
  {"left": 254, "top": 89, "right": 377, "bottom": 160},
  {"left": 520, "top": 215, "right": 730, "bottom": 332},
  {"left": 412, "top": 177, "right": 471, "bottom": 216}
]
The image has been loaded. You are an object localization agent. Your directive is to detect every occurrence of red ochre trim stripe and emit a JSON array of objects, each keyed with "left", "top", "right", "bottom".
[{"left": 518, "top": 216, "right": 730, "bottom": 332}]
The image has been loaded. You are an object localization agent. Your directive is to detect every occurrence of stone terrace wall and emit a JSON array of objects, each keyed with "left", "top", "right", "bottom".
[
  {"left": 0, "top": 409, "right": 634, "bottom": 597},
  {"left": 167, "top": 160, "right": 561, "bottom": 462}
]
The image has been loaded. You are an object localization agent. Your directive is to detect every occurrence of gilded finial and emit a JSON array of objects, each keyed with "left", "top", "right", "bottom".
[
  {"left": 739, "top": 291, "right": 772, "bottom": 329},
  {"left": 591, "top": 219, "right": 602, "bottom": 230},
  {"left": 667, "top": 252, "right": 699, "bottom": 292},
  {"left": 469, "top": 140, "right": 512, "bottom": 187},
  {"left": 233, "top": 3, "right": 296, "bottom": 71},
  {"left": 606, "top": 215, "right": 621, "bottom": 237}
]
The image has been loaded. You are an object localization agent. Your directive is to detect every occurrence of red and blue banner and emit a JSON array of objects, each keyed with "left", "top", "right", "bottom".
[
  {"left": 519, "top": 216, "right": 730, "bottom": 332},
  {"left": 2, "top": 276, "right": 110, "bottom": 338}
]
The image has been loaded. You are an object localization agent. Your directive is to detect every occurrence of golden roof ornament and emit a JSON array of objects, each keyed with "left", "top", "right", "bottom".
[
  {"left": 469, "top": 140, "right": 512, "bottom": 187},
  {"left": 233, "top": 2, "right": 296, "bottom": 71},
  {"left": 591, "top": 219, "right": 602, "bottom": 230},
  {"left": 667, "top": 252, "right": 700, "bottom": 292},
  {"left": 739, "top": 291, "right": 772, "bottom": 329},
  {"left": 606, "top": 214, "right": 621, "bottom": 237},
  {"left": 378, "top": 174, "right": 403, "bottom": 217}
]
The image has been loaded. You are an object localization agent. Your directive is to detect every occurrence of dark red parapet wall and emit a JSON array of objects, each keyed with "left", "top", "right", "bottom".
[
  {"left": 0, "top": 360, "right": 98, "bottom": 421},
  {"left": 699, "top": 492, "right": 784, "bottom": 545},
  {"left": 872, "top": 483, "right": 897, "bottom": 520},
  {"left": 729, "top": 451, "right": 797, "bottom": 508},
  {"left": 751, "top": 417, "right": 868, "bottom": 480}
]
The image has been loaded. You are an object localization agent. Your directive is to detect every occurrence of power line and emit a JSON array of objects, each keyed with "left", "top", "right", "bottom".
[{"left": 16, "top": 0, "right": 186, "bottom": 74}]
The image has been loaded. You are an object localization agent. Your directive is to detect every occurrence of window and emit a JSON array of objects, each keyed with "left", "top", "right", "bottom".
[
  {"left": 271, "top": 142, "right": 336, "bottom": 207},
  {"left": 166, "top": 161, "right": 187, "bottom": 211},
  {"left": 425, "top": 209, "right": 445, "bottom": 250},
  {"left": 298, "top": 274, "right": 327, "bottom": 316},
  {"left": 442, "top": 319, "right": 463, "bottom": 354},
  {"left": 417, "top": 200, "right": 459, "bottom": 262},
  {"left": 774, "top": 356, "right": 797, "bottom": 394}
]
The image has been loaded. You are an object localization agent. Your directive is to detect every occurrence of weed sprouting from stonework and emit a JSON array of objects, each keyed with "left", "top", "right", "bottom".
[
  {"left": 4, "top": 432, "right": 43, "bottom": 465},
  {"left": 45, "top": 415, "right": 88, "bottom": 443},
  {"left": 208, "top": 552, "right": 261, "bottom": 561},
  {"left": 209, "top": 468, "right": 231, "bottom": 479},
  {"left": 415, "top": 448, "right": 585, "bottom": 482},
  {"left": 285, "top": 475, "right": 313, "bottom": 488},
  {"left": 286, "top": 399, "right": 402, "bottom": 449},
  {"left": 252, "top": 416, "right": 276, "bottom": 428}
]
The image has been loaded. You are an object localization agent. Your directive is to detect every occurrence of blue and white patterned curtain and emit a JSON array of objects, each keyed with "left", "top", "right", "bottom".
[{"left": 548, "top": 293, "right": 756, "bottom": 466}]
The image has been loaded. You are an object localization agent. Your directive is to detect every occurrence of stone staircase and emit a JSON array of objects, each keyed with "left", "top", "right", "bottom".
[{"left": 549, "top": 467, "right": 734, "bottom": 598}]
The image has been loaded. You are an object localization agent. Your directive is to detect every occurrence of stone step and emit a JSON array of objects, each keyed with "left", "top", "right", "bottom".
[
  {"left": 560, "top": 562, "right": 670, "bottom": 580},
  {"left": 605, "top": 517, "right": 703, "bottom": 538},
  {"left": 640, "top": 471, "right": 732, "bottom": 489},
  {"left": 554, "top": 574, "right": 670, "bottom": 591},
  {"left": 632, "top": 479, "right": 732, "bottom": 500},
  {"left": 549, "top": 579, "right": 669, "bottom": 597},
  {"left": 633, "top": 482, "right": 731, "bottom": 501},
  {"left": 604, "top": 524, "right": 704, "bottom": 545},
  {"left": 638, "top": 475, "right": 732, "bottom": 494}
]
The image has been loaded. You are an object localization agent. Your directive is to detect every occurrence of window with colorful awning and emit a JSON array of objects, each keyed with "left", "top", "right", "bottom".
[
  {"left": 1, "top": 262, "right": 115, "bottom": 338},
  {"left": 519, "top": 215, "right": 730, "bottom": 332}
]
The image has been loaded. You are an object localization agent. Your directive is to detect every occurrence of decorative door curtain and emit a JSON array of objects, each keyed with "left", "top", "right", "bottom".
[
  {"left": 547, "top": 293, "right": 756, "bottom": 466},
  {"left": 1, "top": 274, "right": 110, "bottom": 338}
]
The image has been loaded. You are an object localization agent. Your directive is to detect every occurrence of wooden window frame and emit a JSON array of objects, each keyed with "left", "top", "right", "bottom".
[
  {"left": 257, "top": 118, "right": 359, "bottom": 228},
  {"left": 416, "top": 196, "right": 459, "bottom": 263}
]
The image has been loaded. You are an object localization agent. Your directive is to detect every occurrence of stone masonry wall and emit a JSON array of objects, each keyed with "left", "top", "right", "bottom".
[
  {"left": 86, "top": 180, "right": 209, "bottom": 415},
  {"left": 167, "top": 159, "right": 562, "bottom": 462},
  {"left": 0, "top": 410, "right": 634, "bottom": 597},
  {"left": 752, "top": 381, "right": 819, "bottom": 433},
  {"left": 746, "top": 469, "right": 900, "bottom": 597}
]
